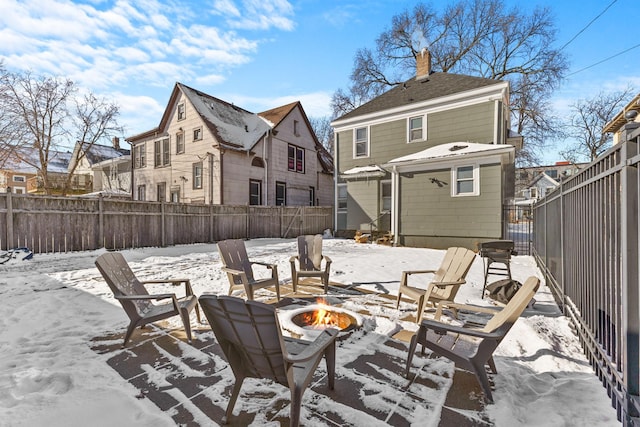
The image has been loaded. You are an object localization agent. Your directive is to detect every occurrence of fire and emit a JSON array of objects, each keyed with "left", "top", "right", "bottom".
[{"left": 299, "top": 299, "right": 352, "bottom": 330}]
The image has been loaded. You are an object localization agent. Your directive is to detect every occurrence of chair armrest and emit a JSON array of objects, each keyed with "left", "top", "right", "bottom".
[
  {"left": 116, "top": 293, "right": 174, "bottom": 301},
  {"left": 289, "top": 255, "right": 299, "bottom": 263},
  {"left": 323, "top": 255, "right": 332, "bottom": 264},
  {"left": 285, "top": 329, "right": 338, "bottom": 363},
  {"left": 403, "top": 269, "right": 437, "bottom": 276},
  {"left": 140, "top": 279, "right": 194, "bottom": 295},
  {"left": 252, "top": 261, "right": 278, "bottom": 271},
  {"left": 221, "top": 266, "right": 246, "bottom": 276},
  {"left": 418, "top": 318, "right": 505, "bottom": 340},
  {"left": 431, "top": 279, "right": 466, "bottom": 288}
]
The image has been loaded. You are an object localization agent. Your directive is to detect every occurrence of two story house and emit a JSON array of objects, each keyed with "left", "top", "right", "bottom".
[
  {"left": 126, "top": 83, "right": 333, "bottom": 206},
  {"left": 331, "top": 49, "right": 519, "bottom": 249},
  {"left": 69, "top": 138, "right": 131, "bottom": 197}
]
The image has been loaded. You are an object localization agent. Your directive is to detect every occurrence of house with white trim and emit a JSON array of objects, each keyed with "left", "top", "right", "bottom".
[
  {"left": 126, "top": 83, "right": 333, "bottom": 206},
  {"left": 331, "top": 49, "right": 519, "bottom": 249}
]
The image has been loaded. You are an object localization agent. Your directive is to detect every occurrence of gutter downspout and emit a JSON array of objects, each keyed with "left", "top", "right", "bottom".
[
  {"left": 391, "top": 165, "right": 399, "bottom": 246},
  {"left": 219, "top": 148, "right": 224, "bottom": 205},
  {"left": 208, "top": 152, "right": 214, "bottom": 204},
  {"left": 263, "top": 132, "right": 269, "bottom": 205}
]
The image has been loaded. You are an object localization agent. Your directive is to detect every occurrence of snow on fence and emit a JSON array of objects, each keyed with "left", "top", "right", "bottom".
[
  {"left": 533, "top": 135, "right": 640, "bottom": 426},
  {"left": 0, "top": 194, "right": 333, "bottom": 253}
]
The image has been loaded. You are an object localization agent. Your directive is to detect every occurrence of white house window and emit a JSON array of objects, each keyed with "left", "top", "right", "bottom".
[
  {"left": 193, "top": 162, "right": 203, "bottom": 189},
  {"left": 177, "top": 103, "right": 185, "bottom": 120},
  {"left": 354, "top": 127, "right": 369, "bottom": 158},
  {"left": 452, "top": 165, "right": 479, "bottom": 197},
  {"left": 530, "top": 187, "right": 538, "bottom": 198},
  {"left": 134, "top": 143, "right": 146, "bottom": 168},
  {"left": 288, "top": 144, "right": 304, "bottom": 173},
  {"left": 157, "top": 182, "right": 166, "bottom": 202},
  {"left": 193, "top": 127, "right": 202, "bottom": 141},
  {"left": 381, "top": 181, "right": 391, "bottom": 212},
  {"left": 154, "top": 138, "right": 170, "bottom": 167},
  {"left": 12, "top": 175, "right": 26, "bottom": 182},
  {"left": 176, "top": 132, "right": 184, "bottom": 154},
  {"left": 408, "top": 116, "right": 423, "bottom": 142},
  {"left": 275, "top": 182, "right": 286, "bottom": 206}
]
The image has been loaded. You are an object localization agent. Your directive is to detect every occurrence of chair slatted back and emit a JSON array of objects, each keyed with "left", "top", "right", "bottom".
[
  {"left": 217, "top": 239, "right": 256, "bottom": 284},
  {"left": 482, "top": 276, "right": 540, "bottom": 333},
  {"left": 199, "top": 295, "right": 288, "bottom": 385},
  {"left": 297, "top": 235, "right": 323, "bottom": 271},
  {"left": 95, "top": 252, "right": 152, "bottom": 317},
  {"left": 430, "top": 247, "right": 476, "bottom": 300}
]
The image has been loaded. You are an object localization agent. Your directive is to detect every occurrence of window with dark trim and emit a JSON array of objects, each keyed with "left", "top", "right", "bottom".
[
  {"left": 249, "top": 179, "right": 262, "bottom": 205},
  {"left": 137, "top": 184, "right": 146, "bottom": 201},
  {"left": 309, "top": 186, "right": 315, "bottom": 206},
  {"left": 275, "top": 182, "right": 286, "bottom": 206},
  {"left": 177, "top": 103, "right": 186, "bottom": 120},
  {"left": 134, "top": 143, "right": 146, "bottom": 168},
  {"left": 193, "top": 127, "right": 202, "bottom": 141},
  {"left": 154, "top": 138, "right": 170, "bottom": 167},
  {"left": 288, "top": 144, "right": 304, "bottom": 173},
  {"left": 176, "top": 132, "right": 184, "bottom": 154},
  {"left": 157, "top": 182, "right": 166, "bottom": 202},
  {"left": 193, "top": 162, "right": 203, "bottom": 189}
]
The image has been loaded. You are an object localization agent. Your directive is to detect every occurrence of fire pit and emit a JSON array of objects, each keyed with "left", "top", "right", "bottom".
[{"left": 279, "top": 303, "right": 363, "bottom": 340}]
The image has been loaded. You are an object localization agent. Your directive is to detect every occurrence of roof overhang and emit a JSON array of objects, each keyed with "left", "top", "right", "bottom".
[
  {"left": 340, "top": 165, "right": 387, "bottom": 180},
  {"left": 383, "top": 142, "right": 515, "bottom": 173}
]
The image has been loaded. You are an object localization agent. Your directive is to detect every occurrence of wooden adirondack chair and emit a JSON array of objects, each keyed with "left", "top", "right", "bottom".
[
  {"left": 289, "top": 234, "right": 332, "bottom": 294},
  {"left": 198, "top": 295, "right": 338, "bottom": 426},
  {"left": 95, "top": 252, "right": 201, "bottom": 347},
  {"left": 217, "top": 239, "right": 280, "bottom": 301},
  {"left": 396, "top": 247, "right": 476, "bottom": 322},
  {"left": 405, "top": 276, "right": 540, "bottom": 403}
]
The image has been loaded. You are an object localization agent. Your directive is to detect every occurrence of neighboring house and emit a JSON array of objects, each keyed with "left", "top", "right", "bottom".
[
  {"left": 126, "top": 83, "right": 333, "bottom": 206},
  {"left": 331, "top": 49, "right": 520, "bottom": 249},
  {"left": 515, "top": 161, "right": 587, "bottom": 198},
  {"left": 602, "top": 92, "right": 640, "bottom": 145},
  {"left": 69, "top": 138, "right": 131, "bottom": 195},
  {"left": 0, "top": 148, "right": 72, "bottom": 195}
]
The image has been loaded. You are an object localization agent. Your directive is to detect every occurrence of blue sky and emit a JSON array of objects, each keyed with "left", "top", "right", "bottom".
[{"left": 0, "top": 0, "right": 638, "bottom": 164}]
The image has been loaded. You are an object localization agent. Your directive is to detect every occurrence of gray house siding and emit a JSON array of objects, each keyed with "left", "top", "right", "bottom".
[
  {"left": 427, "top": 102, "right": 495, "bottom": 144},
  {"left": 337, "top": 101, "right": 497, "bottom": 175},
  {"left": 345, "top": 179, "right": 382, "bottom": 230},
  {"left": 399, "top": 163, "right": 503, "bottom": 249}
]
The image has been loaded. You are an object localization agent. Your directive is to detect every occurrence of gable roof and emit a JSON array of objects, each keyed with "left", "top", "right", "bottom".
[
  {"left": 1, "top": 147, "right": 71, "bottom": 174},
  {"left": 333, "top": 72, "right": 506, "bottom": 124},
  {"left": 259, "top": 101, "right": 298, "bottom": 127},
  {"left": 77, "top": 142, "right": 129, "bottom": 166}
]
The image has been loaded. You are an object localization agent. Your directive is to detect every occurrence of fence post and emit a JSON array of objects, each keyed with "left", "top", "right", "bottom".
[
  {"left": 6, "top": 190, "right": 13, "bottom": 249},
  {"left": 161, "top": 202, "right": 166, "bottom": 247},
  {"left": 559, "top": 180, "right": 566, "bottom": 301},
  {"left": 622, "top": 140, "right": 640, "bottom": 425},
  {"left": 98, "top": 194, "right": 104, "bottom": 248}
]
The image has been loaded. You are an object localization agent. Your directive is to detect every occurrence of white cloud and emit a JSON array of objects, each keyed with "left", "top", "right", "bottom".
[{"left": 219, "top": 0, "right": 295, "bottom": 31}]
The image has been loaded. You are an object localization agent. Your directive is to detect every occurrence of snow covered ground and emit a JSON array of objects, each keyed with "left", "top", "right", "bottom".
[{"left": 0, "top": 238, "right": 619, "bottom": 426}]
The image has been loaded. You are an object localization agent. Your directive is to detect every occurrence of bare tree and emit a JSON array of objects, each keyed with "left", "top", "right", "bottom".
[
  {"left": 0, "top": 69, "right": 121, "bottom": 195},
  {"left": 560, "top": 87, "right": 635, "bottom": 162},
  {"left": 309, "top": 116, "right": 335, "bottom": 153},
  {"left": 63, "top": 93, "right": 121, "bottom": 194},
  {"left": 331, "top": 0, "right": 568, "bottom": 165}
]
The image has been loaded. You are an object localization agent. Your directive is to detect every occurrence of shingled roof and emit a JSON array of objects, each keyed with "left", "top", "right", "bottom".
[{"left": 334, "top": 72, "right": 503, "bottom": 123}]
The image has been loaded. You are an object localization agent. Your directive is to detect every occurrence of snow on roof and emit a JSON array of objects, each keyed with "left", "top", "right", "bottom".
[
  {"left": 342, "top": 165, "right": 385, "bottom": 175},
  {"left": 3, "top": 148, "right": 71, "bottom": 174},
  {"left": 181, "top": 84, "right": 272, "bottom": 151},
  {"left": 80, "top": 143, "right": 129, "bottom": 165},
  {"left": 388, "top": 142, "right": 513, "bottom": 164}
]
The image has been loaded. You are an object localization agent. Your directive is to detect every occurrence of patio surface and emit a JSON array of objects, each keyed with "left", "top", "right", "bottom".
[{"left": 90, "top": 280, "right": 494, "bottom": 426}]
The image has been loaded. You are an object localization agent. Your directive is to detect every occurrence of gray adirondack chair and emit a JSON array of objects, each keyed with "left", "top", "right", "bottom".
[
  {"left": 95, "top": 252, "right": 201, "bottom": 347},
  {"left": 405, "top": 276, "right": 540, "bottom": 403},
  {"left": 396, "top": 247, "right": 476, "bottom": 322},
  {"left": 217, "top": 239, "right": 280, "bottom": 301},
  {"left": 198, "top": 294, "right": 338, "bottom": 426},
  {"left": 290, "top": 234, "right": 332, "bottom": 293}
]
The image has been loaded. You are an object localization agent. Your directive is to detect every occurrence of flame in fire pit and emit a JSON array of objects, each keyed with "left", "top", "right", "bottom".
[{"left": 297, "top": 304, "right": 353, "bottom": 330}]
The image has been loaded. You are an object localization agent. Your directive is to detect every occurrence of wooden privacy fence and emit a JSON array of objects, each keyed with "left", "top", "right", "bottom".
[
  {"left": 0, "top": 193, "right": 334, "bottom": 253},
  {"left": 533, "top": 136, "right": 640, "bottom": 426}
]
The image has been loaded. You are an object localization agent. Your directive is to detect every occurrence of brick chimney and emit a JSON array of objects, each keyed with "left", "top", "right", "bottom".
[
  {"left": 416, "top": 48, "right": 431, "bottom": 80},
  {"left": 112, "top": 137, "right": 120, "bottom": 150}
]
